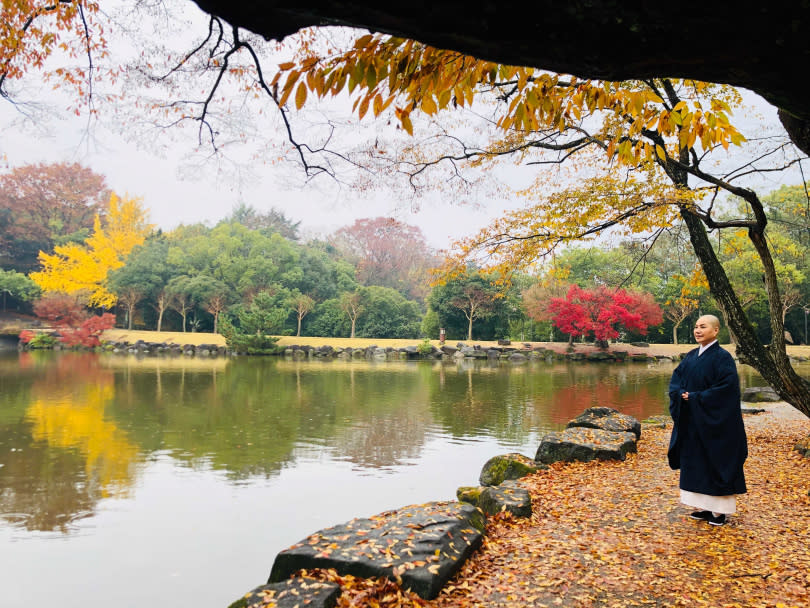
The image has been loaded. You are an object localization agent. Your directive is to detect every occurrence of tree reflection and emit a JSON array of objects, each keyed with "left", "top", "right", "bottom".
[{"left": 1, "top": 353, "right": 138, "bottom": 532}]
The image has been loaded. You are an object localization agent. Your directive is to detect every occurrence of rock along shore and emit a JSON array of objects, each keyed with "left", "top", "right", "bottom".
[{"left": 91, "top": 338, "right": 684, "bottom": 362}]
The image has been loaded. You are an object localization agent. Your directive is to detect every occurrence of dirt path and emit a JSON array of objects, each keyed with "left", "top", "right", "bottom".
[{"left": 427, "top": 405, "right": 810, "bottom": 608}]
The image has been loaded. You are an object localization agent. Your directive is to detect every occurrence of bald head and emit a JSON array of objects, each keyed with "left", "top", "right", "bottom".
[{"left": 694, "top": 315, "right": 720, "bottom": 346}]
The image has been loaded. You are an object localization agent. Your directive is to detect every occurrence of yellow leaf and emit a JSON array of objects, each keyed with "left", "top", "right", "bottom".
[
  {"left": 294, "top": 82, "right": 307, "bottom": 110},
  {"left": 421, "top": 95, "right": 436, "bottom": 115},
  {"left": 400, "top": 113, "right": 414, "bottom": 135},
  {"left": 358, "top": 95, "right": 370, "bottom": 120}
]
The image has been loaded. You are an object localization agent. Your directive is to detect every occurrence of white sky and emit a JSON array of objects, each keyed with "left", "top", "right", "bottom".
[
  {"left": 0, "top": 103, "right": 509, "bottom": 249},
  {"left": 0, "top": 0, "right": 804, "bottom": 250}
]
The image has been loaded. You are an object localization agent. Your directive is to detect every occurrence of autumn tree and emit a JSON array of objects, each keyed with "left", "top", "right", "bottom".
[
  {"left": 331, "top": 217, "right": 436, "bottom": 300},
  {"left": 29, "top": 193, "right": 153, "bottom": 308},
  {"left": 663, "top": 291, "right": 699, "bottom": 346},
  {"left": 0, "top": 163, "right": 110, "bottom": 272},
  {"left": 549, "top": 285, "right": 662, "bottom": 348},
  {"left": 452, "top": 284, "right": 495, "bottom": 342}
]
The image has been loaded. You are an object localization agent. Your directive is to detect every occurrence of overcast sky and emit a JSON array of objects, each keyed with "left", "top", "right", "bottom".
[
  {"left": 0, "top": 103, "right": 512, "bottom": 249},
  {"left": 0, "top": 0, "right": 804, "bottom": 250}
]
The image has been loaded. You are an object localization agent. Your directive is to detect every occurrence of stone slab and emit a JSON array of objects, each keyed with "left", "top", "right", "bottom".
[
  {"left": 227, "top": 578, "right": 340, "bottom": 608},
  {"left": 535, "top": 427, "right": 637, "bottom": 464},
  {"left": 566, "top": 406, "right": 642, "bottom": 439},
  {"left": 268, "top": 501, "right": 485, "bottom": 600},
  {"left": 479, "top": 481, "right": 532, "bottom": 518}
]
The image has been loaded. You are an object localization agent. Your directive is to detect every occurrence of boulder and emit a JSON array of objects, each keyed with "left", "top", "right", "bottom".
[
  {"left": 228, "top": 579, "right": 341, "bottom": 608},
  {"left": 479, "top": 453, "right": 545, "bottom": 486},
  {"left": 268, "top": 501, "right": 485, "bottom": 600},
  {"left": 508, "top": 352, "right": 527, "bottom": 362},
  {"left": 741, "top": 386, "right": 782, "bottom": 402},
  {"left": 478, "top": 481, "right": 532, "bottom": 518},
  {"left": 535, "top": 427, "right": 637, "bottom": 464},
  {"left": 566, "top": 407, "right": 642, "bottom": 440},
  {"left": 456, "top": 486, "right": 483, "bottom": 506},
  {"left": 794, "top": 435, "right": 810, "bottom": 458},
  {"left": 642, "top": 415, "right": 671, "bottom": 428}
]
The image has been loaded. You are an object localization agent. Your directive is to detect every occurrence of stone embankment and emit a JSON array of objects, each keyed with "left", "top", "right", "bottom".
[
  {"left": 100, "top": 340, "right": 227, "bottom": 357},
  {"left": 277, "top": 341, "right": 667, "bottom": 362},
  {"left": 81, "top": 338, "right": 676, "bottom": 361}
]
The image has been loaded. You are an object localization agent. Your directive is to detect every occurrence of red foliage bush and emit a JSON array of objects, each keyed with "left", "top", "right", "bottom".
[
  {"left": 31, "top": 295, "right": 115, "bottom": 348},
  {"left": 57, "top": 313, "right": 116, "bottom": 348}
]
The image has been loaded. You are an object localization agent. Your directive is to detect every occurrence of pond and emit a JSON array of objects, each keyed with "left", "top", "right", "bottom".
[{"left": 0, "top": 351, "right": 767, "bottom": 607}]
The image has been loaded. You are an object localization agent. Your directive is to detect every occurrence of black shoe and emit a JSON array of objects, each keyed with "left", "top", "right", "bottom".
[
  {"left": 707, "top": 513, "right": 726, "bottom": 526},
  {"left": 689, "top": 510, "right": 712, "bottom": 520}
]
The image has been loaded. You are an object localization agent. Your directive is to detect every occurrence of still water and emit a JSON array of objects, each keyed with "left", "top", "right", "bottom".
[{"left": 0, "top": 351, "right": 763, "bottom": 607}]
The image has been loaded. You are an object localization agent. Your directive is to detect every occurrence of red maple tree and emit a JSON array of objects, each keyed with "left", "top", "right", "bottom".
[
  {"left": 549, "top": 285, "right": 662, "bottom": 346},
  {"left": 31, "top": 294, "right": 115, "bottom": 348}
]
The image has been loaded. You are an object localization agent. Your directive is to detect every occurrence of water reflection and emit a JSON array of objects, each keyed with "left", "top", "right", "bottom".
[
  {"left": 0, "top": 353, "right": 680, "bottom": 535},
  {"left": 1, "top": 353, "right": 138, "bottom": 532}
]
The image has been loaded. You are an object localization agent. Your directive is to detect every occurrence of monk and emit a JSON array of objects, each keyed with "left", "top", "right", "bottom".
[{"left": 667, "top": 314, "right": 748, "bottom": 526}]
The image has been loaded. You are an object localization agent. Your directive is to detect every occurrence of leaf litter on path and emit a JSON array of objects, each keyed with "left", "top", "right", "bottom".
[{"left": 300, "top": 409, "right": 809, "bottom": 608}]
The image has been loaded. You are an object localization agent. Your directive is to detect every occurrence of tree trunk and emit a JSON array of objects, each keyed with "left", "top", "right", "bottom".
[
  {"left": 127, "top": 306, "right": 133, "bottom": 330},
  {"left": 672, "top": 321, "right": 680, "bottom": 345},
  {"left": 350, "top": 317, "right": 356, "bottom": 338},
  {"left": 467, "top": 316, "right": 473, "bottom": 341},
  {"left": 297, "top": 315, "right": 302, "bottom": 337},
  {"left": 157, "top": 307, "right": 164, "bottom": 332},
  {"left": 680, "top": 207, "right": 810, "bottom": 418}
]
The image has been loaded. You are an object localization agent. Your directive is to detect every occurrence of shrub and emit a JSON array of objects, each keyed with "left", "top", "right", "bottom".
[
  {"left": 417, "top": 337, "right": 434, "bottom": 356},
  {"left": 20, "top": 331, "right": 58, "bottom": 349}
]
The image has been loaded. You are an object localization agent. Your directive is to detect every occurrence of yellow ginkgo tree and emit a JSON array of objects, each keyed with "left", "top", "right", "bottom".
[{"left": 30, "top": 193, "right": 153, "bottom": 308}]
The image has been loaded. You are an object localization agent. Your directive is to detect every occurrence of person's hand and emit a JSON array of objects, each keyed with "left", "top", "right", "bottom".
[{"left": 681, "top": 392, "right": 689, "bottom": 400}]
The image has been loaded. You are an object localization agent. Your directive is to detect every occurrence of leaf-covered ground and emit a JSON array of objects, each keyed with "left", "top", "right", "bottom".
[{"left": 306, "top": 406, "right": 809, "bottom": 608}]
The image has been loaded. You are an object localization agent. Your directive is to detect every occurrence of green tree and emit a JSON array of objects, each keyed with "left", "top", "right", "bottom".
[
  {"left": 306, "top": 298, "right": 351, "bottom": 338},
  {"left": 0, "top": 269, "right": 40, "bottom": 312},
  {"left": 222, "top": 202, "right": 301, "bottom": 241},
  {"left": 107, "top": 238, "right": 179, "bottom": 331},
  {"left": 232, "top": 287, "right": 293, "bottom": 336},
  {"left": 427, "top": 273, "right": 512, "bottom": 341},
  {"left": 354, "top": 286, "right": 421, "bottom": 339}
]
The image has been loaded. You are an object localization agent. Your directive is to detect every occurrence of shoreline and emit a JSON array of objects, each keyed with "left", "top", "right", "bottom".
[{"left": 96, "top": 329, "right": 810, "bottom": 360}]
